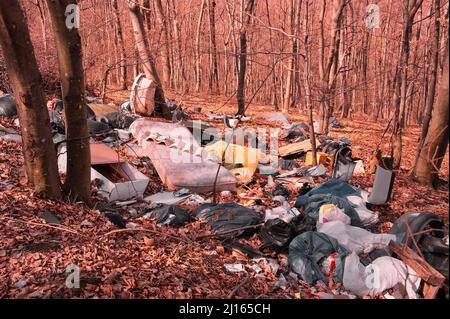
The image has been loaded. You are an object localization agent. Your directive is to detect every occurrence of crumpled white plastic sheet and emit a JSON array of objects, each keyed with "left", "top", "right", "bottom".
[
  {"left": 343, "top": 252, "right": 421, "bottom": 298},
  {"left": 317, "top": 220, "right": 396, "bottom": 254}
]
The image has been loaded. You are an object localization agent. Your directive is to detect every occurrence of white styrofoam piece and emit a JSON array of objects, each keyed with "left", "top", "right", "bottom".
[
  {"left": 91, "top": 162, "right": 149, "bottom": 202},
  {"left": 58, "top": 144, "right": 149, "bottom": 202}
]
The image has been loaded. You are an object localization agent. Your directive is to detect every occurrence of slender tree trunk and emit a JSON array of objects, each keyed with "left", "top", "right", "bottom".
[
  {"left": 282, "top": 0, "right": 299, "bottom": 113},
  {"left": 420, "top": 4, "right": 433, "bottom": 122},
  {"left": 112, "top": 0, "right": 127, "bottom": 90},
  {"left": 236, "top": 0, "right": 256, "bottom": 116},
  {"left": 141, "top": 0, "right": 152, "bottom": 32},
  {"left": 195, "top": 0, "right": 206, "bottom": 93},
  {"left": 0, "top": 0, "right": 61, "bottom": 199},
  {"left": 223, "top": 22, "right": 232, "bottom": 95},
  {"left": 414, "top": 39, "right": 448, "bottom": 186},
  {"left": 319, "top": 0, "right": 346, "bottom": 134},
  {"left": 304, "top": 1, "right": 317, "bottom": 166},
  {"left": 392, "top": 0, "right": 424, "bottom": 169},
  {"left": 133, "top": 46, "right": 140, "bottom": 79},
  {"left": 377, "top": 0, "right": 393, "bottom": 121},
  {"left": 46, "top": 0, "right": 91, "bottom": 204},
  {"left": 36, "top": 0, "right": 48, "bottom": 55},
  {"left": 413, "top": 0, "right": 441, "bottom": 168},
  {"left": 169, "top": 0, "right": 187, "bottom": 92},
  {"left": 408, "top": 8, "right": 423, "bottom": 125},
  {"left": 127, "top": 0, "right": 171, "bottom": 119},
  {"left": 207, "top": 0, "right": 219, "bottom": 93},
  {"left": 265, "top": 0, "right": 278, "bottom": 110},
  {"left": 362, "top": 30, "right": 370, "bottom": 115},
  {"left": 155, "top": 0, "right": 172, "bottom": 88}
]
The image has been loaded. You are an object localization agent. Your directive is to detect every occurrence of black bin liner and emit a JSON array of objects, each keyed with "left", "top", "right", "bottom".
[
  {"left": 259, "top": 213, "right": 316, "bottom": 252},
  {"left": 0, "top": 94, "right": 17, "bottom": 117},
  {"left": 192, "top": 203, "right": 263, "bottom": 238},
  {"left": 144, "top": 204, "right": 190, "bottom": 227}
]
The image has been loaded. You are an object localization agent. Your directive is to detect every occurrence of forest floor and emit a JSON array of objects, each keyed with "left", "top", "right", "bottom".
[{"left": 0, "top": 90, "right": 448, "bottom": 299}]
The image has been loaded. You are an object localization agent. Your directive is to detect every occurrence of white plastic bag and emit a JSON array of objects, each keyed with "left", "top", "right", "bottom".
[
  {"left": 346, "top": 195, "right": 379, "bottom": 226},
  {"left": 343, "top": 252, "right": 421, "bottom": 298},
  {"left": 318, "top": 204, "right": 351, "bottom": 225},
  {"left": 317, "top": 220, "right": 396, "bottom": 254},
  {"left": 265, "top": 206, "right": 294, "bottom": 223}
]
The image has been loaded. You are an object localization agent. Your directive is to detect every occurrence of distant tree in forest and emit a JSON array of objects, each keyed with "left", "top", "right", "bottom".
[
  {"left": 236, "top": 0, "right": 256, "bottom": 116},
  {"left": 391, "top": 0, "right": 425, "bottom": 168}
]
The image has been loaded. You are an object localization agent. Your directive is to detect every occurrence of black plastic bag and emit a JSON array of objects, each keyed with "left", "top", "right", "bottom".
[
  {"left": 259, "top": 218, "right": 296, "bottom": 252},
  {"left": 192, "top": 203, "right": 263, "bottom": 238},
  {"left": 87, "top": 119, "right": 111, "bottom": 135},
  {"left": 144, "top": 204, "right": 190, "bottom": 227},
  {"left": 0, "top": 94, "right": 17, "bottom": 117},
  {"left": 97, "top": 112, "right": 136, "bottom": 129},
  {"left": 259, "top": 213, "right": 316, "bottom": 252}
]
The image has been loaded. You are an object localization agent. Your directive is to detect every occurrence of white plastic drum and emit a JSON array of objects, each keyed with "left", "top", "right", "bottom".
[{"left": 130, "top": 73, "right": 157, "bottom": 116}]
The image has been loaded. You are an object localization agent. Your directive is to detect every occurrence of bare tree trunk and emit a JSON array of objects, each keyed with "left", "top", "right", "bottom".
[
  {"left": 223, "top": 21, "right": 232, "bottom": 95},
  {"left": 264, "top": 0, "right": 278, "bottom": 110},
  {"left": 408, "top": 8, "right": 423, "bottom": 125},
  {"left": 101, "top": 65, "right": 114, "bottom": 101},
  {"left": 420, "top": 4, "right": 433, "bottom": 122},
  {"left": 36, "top": 0, "right": 48, "bottom": 54},
  {"left": 361, "top": 30, "right": 370, "bottom": 115},
  {"left": 376, "top": 0, "right": 393, "bottom": 121},
  {"left": 155, "top": 0, "right": 172, "bottom": 88},
  {"left": 413, "top": 0, "right": 441, "bottom": 168},
  {"left": 112, "top": 0, "right": 127, "bottom": 90},
  {"left": 392, "top": 0, "right": 424, "bottom": 169},
  {"left": 195, "top": 0, "right": 206, "bottom": 93},
  {"left": 127, "top": 0, "right": 171, "bottom": 119},
  {"left": 133, "top": 46, "right": 140, "bottom": 79},
  {"left": 169, "top": 0, "right": 187, "bottom": 92},
  {"left": 282, "top": 0, "right": 298, "bottom": 113},
  {"left": 236, "top": 0, "right": 256, "bottom": 116},
  {"left": 46, "top": 0, "right": 91, "bottom": 204},
  {"left": 0, "top": 0, "right": 61, "bottom": 199},
  {"left": 141, "top": 0, "right": 152, "bottom": 32},
  {"left": 319, "top": 0, "right": 347, "bottom": 134},
  {"left": 413, "top": 39, "right": 448, "bottom": 186},
  {"left": 207, "top": 0, "right": 219, "bottom": 93},
  {"left": 304, "top": 1, "right": 317, "bottom": 166}
]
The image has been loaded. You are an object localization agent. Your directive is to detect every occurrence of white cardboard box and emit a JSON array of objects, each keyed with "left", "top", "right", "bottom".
[{"left": 58, "top": 143, "right": 149, "bottom": 202}]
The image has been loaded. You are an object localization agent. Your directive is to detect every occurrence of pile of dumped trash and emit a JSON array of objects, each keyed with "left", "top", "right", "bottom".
[{"left": 1, "top": 77, "right": 448, "bottom": 300}]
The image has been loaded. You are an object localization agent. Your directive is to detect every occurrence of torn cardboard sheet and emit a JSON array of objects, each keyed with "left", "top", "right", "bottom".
[
  {"left": 278, "top": 139, "right": 318, "bottom": 157},
  {"left": 88, "top": 104, "right": 119, "bottom": 117}
]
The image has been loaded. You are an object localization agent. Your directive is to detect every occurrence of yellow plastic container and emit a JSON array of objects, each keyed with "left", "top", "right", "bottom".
[{"left": 305, "top": 151, "right": 334, "bottom": 167}]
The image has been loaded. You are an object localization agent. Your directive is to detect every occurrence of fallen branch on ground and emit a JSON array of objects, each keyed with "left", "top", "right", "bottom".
[
  {"left": 228, "top": 273, "right": 251, "bottom": 299},
  {"left": 2, "top": 217, "right": 80, "bottom": 235}
]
